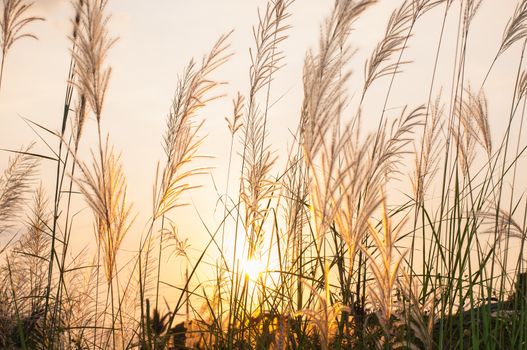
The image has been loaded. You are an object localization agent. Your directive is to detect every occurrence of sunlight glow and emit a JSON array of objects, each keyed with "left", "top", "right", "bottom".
[{"left": 243, "top": 258, "right": 265, "bottom": 281}]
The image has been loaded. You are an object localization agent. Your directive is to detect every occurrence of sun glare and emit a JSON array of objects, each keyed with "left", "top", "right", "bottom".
[{"left": 243, "top": 259, "right": 265, "bottom": 281}]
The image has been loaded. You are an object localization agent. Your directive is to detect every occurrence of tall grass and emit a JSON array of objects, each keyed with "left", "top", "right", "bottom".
[{"left": 1, "top": 0, "right": 527, "bottom": 349}]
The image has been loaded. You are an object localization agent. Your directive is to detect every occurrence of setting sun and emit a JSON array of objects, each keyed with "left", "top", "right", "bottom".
[{"left": 243, "top": 258, "right": 265, "bottom": 281}]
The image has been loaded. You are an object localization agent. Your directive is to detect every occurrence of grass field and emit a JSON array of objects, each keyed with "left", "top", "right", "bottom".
[{"left": 1, "top": 0, "right": 527, "bottom": 349}]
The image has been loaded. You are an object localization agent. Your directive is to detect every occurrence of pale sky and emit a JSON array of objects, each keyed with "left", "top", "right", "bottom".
[{"left": 1, "top": 0, "right": 525, "bottom": 305}]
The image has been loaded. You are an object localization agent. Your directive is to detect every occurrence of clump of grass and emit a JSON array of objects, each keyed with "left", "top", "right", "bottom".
[
  {"left": 396, "top": 270, "right": 438, "bottom": 350},
  {"left": 297, "top": 274, "right": 350, "bottom": 350},
  {"left": 0, "top": 187, "right": 48, "bottom": 349}
]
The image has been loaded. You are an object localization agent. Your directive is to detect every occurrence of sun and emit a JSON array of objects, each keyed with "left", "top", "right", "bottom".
[{"left": 243, "top": 258, "right": 265, "bottom": 281}]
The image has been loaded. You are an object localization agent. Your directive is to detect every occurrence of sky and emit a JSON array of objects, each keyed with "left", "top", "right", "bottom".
[{"left": 1, "top": 0, "right": 525, "bottom": 306}]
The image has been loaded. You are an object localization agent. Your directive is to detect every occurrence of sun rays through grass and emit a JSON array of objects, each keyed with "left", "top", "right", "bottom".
[{"left": 1, "top": 0, "right": 527, "bottom": 349}]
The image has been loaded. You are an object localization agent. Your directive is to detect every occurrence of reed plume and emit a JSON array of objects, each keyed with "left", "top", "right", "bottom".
[
  {"left": 516, "top": 70, "right": 527, "bottom": 102},
  {"left": 145, "top": 32, "right": 231, "bottom": 348},
  {"left": 301, "top": 0, "right": 376, "bottom": 244},
  {"left": 500, "top": 0, "right": 527, "bottom": 56},
  {"left": 71, "top": 0, "right": 116, "bottom": 123},
  {"left": 363, "top": 0, "right": 414, "bottom": 92},
  {"left": 341, "top": 106, "right": 422, "bottom": 270},
  {"left": 483, "top": 207, "right": 526, "bottom": 242},
  {"left": 369, "top": 106, "right": 424, "bottom": 184},
  {"left": 464, "top": 88, "right": 492, "bottom": 157},
  {"left": 451, "top": 87, "right": 492, "bottom": 173},
  {"left": 226, "top": 93, "right": 245, "bottom": 136},
  {"left": 302, "top": 0, "right": 375, "bottom": 158},
  {"left": 248, "top": 0, "right": 292, "bottom": 99},
  {"left": 0, "top": 145, "right": 38, "bottom": 235},
  {"left": 239, "top": 0, "right": 293, "bottom": 258},
  {"left": 365, "top": 0, "right": 453, "bottom": 97},
  {"left": 412, "top": 96, "right": 443, "bottom": 205},
  {"left": 0, "top": 187, "right": 52, "bottom": 348},
  {"left": 75, "top": 137, "right": 133, "bottom": 349},
  {"left": 13, "top": 187, "right": 50, "bottom": 303},
  {"left": 76, "top": 139, "right": 133, "bottom": 284},
  {"left": 0, "top": 0, "right": 43, "bottom": 94},
  {"left": 240, "top": 110, "right": 277, "bottom": 257},
  {"left": 334, "top": 136, "right": 379, "bottom": 281},
  {"left": 154, "top": 32, "right": 232, "bottom": 220}
]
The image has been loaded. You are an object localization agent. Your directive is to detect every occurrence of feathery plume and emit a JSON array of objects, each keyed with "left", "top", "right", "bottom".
[
  {"left": 412, "top": 96, "right": 444, "bottom": 204},
  {"left": 226, "top": 93, "right": 245, "bottom": 136},
  {"left": 154, "top": 33, "right": 232, "bottom": 220},
  {"left": 301, "top": 0, "right": 377, "bottom": 243},
  {"left": 364, "top": 0, "right": 414, "bottom": 91},
  {"left": 0, "top": 0, "right": 42, "bottom": 54},
  {"left": 0, "top": 145, "right": 38, "bottom": 235},
  {"left": 302, "top": 0, "right": 376, "bottom": 158},
  {"left": 239, "top": 0, "right": 294, "bottom": 258},
  {"left": 0, "top": 0, "right": 43, "bottom": 92},
  {"left": 499, "top": 0, "right": 527, "bottom": 56},
  {"left": 451, "top": 87, "right": 492, "bottom": 172},
  {"left": 71, "top": 0, "right": 116, "bottom": 122},
  {"left": 76, "top": 139, "right": 133, "bottom": 283}
]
